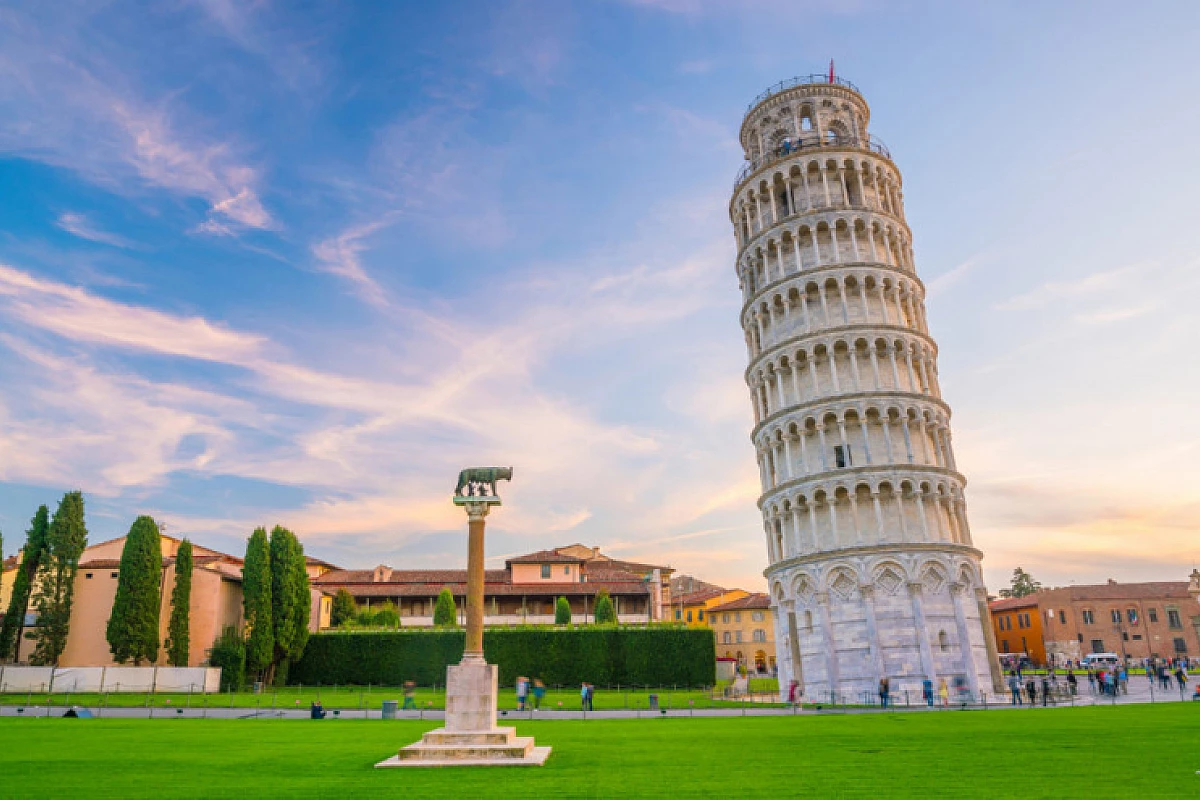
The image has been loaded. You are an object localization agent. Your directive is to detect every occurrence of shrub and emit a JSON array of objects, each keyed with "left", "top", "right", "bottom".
[
  {"left": 209, "top": 626, "right": 246, "bottom": 691},
  {"left": 330, "top": 589, "right": 356, "bottom": 628},
  {"left": 593, "top": 589, "right": 616, "bottom": 625},
  {"left": 433, "top": 588, "right": 457, "bottom": 628},
  {"left": 555, "top": 596, "right": 571, "bottom": 625},
  {"left": 289, "top": 626, "right": 715, "bottom": 688}
]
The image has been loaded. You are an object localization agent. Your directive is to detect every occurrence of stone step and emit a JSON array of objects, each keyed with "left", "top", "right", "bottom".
[
  {"left": 377, "top": 745, "right": 553, "bottom": 768},
  {"left": 420, "top": 728, "right": 517, "bottom": 746},
  {"left": 397, "top": 738, "right": 535, "bottom": 761}
]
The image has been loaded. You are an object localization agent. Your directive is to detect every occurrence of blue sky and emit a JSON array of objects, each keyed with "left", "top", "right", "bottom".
[{"left": 1, "top": 0, "right": 1199, "bottom": 591}]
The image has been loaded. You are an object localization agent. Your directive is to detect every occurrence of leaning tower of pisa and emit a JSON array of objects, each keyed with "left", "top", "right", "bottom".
[{"left": 731, "top": 74, "right": 1002, "bottom": 701}]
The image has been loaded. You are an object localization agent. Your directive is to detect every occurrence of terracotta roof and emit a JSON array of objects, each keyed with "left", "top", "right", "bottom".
[
  {"left": 305, "top": 556, "right": 341, "bottom": 569},
  {"left": 676, "top": 587, "right": 727, "bottom": 606},
  {"left": 506, "top": 550, "right": 586, "bottom": 565},
  {"left": 1038, "top": 581, "right": 1190, "bottom": 602},
  {"left": 327, "top": 581, "right": 651, "bottom": 598},
  {"left": 989, "top": 596, "right": 1040, "bottom": 612},
  {"left": 585, "top": 567, "right": 647, "bottom": 583},
  {"left": 708, "top": 593, "right": 771, "bottom": 612},
  {"left": 314, "top": 569, "right": 508, "bottom": 585},
  {"left": 80, "top": 554, "right": 227, "bottom": 570},
  {"left": 601, "top": 558, "right": 671, "bottom": 574}
]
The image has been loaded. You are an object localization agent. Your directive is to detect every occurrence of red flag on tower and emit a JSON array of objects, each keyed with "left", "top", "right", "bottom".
[{"left": 829, "top": 59, "right": 835, "bottom": 83}]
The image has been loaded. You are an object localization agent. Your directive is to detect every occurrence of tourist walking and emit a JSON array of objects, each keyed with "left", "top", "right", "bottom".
[
  {"left": 922, "top": 678, "right": 934, "bottom": 707},
  {"left": 1008, "top": 672, "right": 1022, "bottom": 706},
  {"left": 937, "top": 677, "right": 949, "bottom": 708},
  {"left": 532, "top": 678, "right": 546, "bottom": 710},
  {"left": 580, "top": 682, "right": 594, "bottom": 711},
  {"left": 1066, "top": 671, "right": 1077, "bottom": 696},
  {"left": 1040, "top": 676, "right": 1050, "bottom": 706},
  {"left": 878, "top": 677, "right": 890, "bottom": 709},
  {"left": 1025, "top": 678, "right": 1037, "bottom": 706},
  {"left": 402, "top": 681, "right": 417, "bottom": 710},
  {"left": 516, "top": 676, "right": 528, "bottom": 711}
]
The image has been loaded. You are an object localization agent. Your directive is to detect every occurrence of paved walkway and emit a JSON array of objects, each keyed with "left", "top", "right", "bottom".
[{"left": 1, "top": 683, "right": 1193, "bottom": 721}]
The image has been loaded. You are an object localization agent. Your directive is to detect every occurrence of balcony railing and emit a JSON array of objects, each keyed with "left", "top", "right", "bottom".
[
  {"left": 733, "top": 134, "right": 891, "bottom": 191},
  {"left": 746, "top": 74, "right": 862, "bottom": 113}
]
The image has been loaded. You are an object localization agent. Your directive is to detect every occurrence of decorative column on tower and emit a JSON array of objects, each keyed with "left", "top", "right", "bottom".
[
  {"left": 377, "top": 467, "right": 551, "bottom": 768},
  {"left": 729, "top": 72, "right": 1002, "bottom": 701}
]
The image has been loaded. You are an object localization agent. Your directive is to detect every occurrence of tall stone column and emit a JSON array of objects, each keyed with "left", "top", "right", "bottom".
[{"left": 463, "top": 502, "right": 488, "bottom": 662}]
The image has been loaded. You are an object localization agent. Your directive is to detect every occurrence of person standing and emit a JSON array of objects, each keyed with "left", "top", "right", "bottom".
[
  {"left": 937, "top": 677, "right": 949, "bottom": 708},
  {"left": 922, "top": 678, "right": 934, "bottom": 708},
  {"left": 532, "top": 678, "right": 545, "bottom": 710},
  {"left": 402, "top": 681, "right": 417, "bottom": 710},
  {"left": 1008, "top": 671, "right": 1022, "bottom": 706},
  {"left": 878, "top": 677, "right": 890, "bottom": 709},
  {"left": 1040, "top": 676, "right": 1051, "bottom": 706},
  {"left": 1025, "top": 677, "right": 1037, "bottom": 706},
  {"left": 516, "top": 676, "right": 528, "bottom": 711},
  {"left": 1066, "top": 671, "right": 1077, "bottom": 696}
]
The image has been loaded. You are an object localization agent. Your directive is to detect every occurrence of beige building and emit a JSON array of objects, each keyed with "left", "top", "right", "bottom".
[
  {"left": 708, "top": 593, "right": 776, "bottom": 674},
  {"left": 4, "top": 535, "right": 332, "bottom": 667},
  {"left": 314, "top": 544, "right": 673, "bottom": 625}
]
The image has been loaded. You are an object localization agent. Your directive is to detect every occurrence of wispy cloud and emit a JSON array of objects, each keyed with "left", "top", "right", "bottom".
[
  {"left": 926, "top": 253, "right": 983, "bottom": 297},
  {"left": 996, "top": 262, "right": 1148, "bottom": 311},
  {"left": 311, "top": 218, "right": 395, "bottom": 308},
  {"left": 55, "top": 212, "right": 138, "bottom": 249}
]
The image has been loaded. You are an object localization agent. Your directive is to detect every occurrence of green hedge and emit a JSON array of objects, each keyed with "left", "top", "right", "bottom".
[{"left": 288, "top": 626, "right": 715, "bottom": 688}]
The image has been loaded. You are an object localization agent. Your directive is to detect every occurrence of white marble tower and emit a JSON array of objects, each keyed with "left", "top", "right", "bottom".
[{"left": 730, "top": 74, "right": 1002, "bottom": 701}]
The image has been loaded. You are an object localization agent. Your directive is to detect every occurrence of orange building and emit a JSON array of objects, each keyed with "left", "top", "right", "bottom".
[{"left": 988, "top": 596, "right": 1046, "bottom": 666}]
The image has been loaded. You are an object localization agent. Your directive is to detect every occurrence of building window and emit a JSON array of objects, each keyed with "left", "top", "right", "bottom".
[
  {"left": 1081, "top": 609, "right": 1094, "bottom": 625},
  {"left": 1126, "top": 608, "right": 1138, "bottom": 625},
  {"left": 698, "top": 610, "right": 704, "bottom": 621},
  {"left": 675, "top": 609, "right": 681, "bottom": 620},
  {"left": 686, "top": 610, "right": 693, "bottom": 622},
  {"left": 1059, "top": 610, "right": 1066, "bottom": 624},
  {"left": 1173, "top": 637, "right": 1188, "bottom": 654},
  {"left": 1110, "top": 609, "right": 1121, "bottom": 624},
  {"left": 541, "top": 565, "right": 551, "bottom": 579},
  {"left": 1167, "top": 609, "right": 1182, "bottom": 629},
  {"left": 111, "top": 572, "right": 118, "bottom": 579},
  {"left": 938, "top": 630, "right": 949, "bottom": 652},
  {"left": 723, "top": 613, "right": 730, "bottom": 623},
  {"left": 1148, "top": 608, "right": 1158, "bottom": 623},
  {"left": 752, "top": 611, "right": 764, "bottom": 622},
  {"left": 564, "top": 566, "right": 570, "bottom": 575},
  {"left": 1090, "top": 639, "right": 1105, "bottom": 653},
  {"left": 735, "top": 612, "right": 742, "bottom": 623},
  {"left": 752, "top": 629, "right": 766, "bottom": 643},
  {"left": 723, "top": 632, "right": 731, "bottom": 644},
  {"left": 834, "top": 445, "right": 852, "bottom": 469},
  {"left": 1001, "top": 639, "right": 1009, "bottom": 653},
  {"left": 85, "top": 573, "right": 93, "bottom": 579},
  {"left": 1131, "top": 634, "right": 1142, "bottom": 641},
  {"left": 1121, "top": 632, "right": 1129, "bottom": 641},
  {"left": 735, "top": 631, "right": 743, "bottom": 643}
]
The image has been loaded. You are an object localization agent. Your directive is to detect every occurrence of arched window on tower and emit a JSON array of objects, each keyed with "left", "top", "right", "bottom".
[{"left": 938, "top": 630, "right": 950, "bottom": 652}]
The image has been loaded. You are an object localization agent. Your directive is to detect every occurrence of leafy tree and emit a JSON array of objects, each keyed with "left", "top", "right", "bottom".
[
  {"left": 370, "top": 601, "right": 401, "bottom": 629},
  {"left": 106, "top": 516, "right": 163, "bottom": 665},
  {"left": 165, "top": 539, "right": 193, "bottom": 667},
  {"left": 209, "top": 626, "right": 246, "bottom": 692},
  {"left": 998, "top": 567, "right": 1043, "bottom": 599},
  {"left": 267, "top": 525, "right": 310, "bottom": 685},
  {"left": 593, "top": 589, "right": 616, "bottom": 625},
  {"left": 330, "top": 589, "right": 356, "bottom": 628},
  {"left": 555, "top": 596, "right": 571, "bottom": 625},
  {"left": 433, "top": 588, "right": 457, "bottom": 628},
  {"left": 0, "top": 505, "right": 50, "bottom": 661},
  {"left": 30, "top": 491, "right": 88, "bottom": 666},
  {"left": 242, "top": 527, "right": 273, "bottom": 679}
]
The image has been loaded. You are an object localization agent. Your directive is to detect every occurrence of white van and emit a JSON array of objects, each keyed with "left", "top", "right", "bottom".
[{"left": 1082, "top": 652, "right": 1121, "bottom": 668}]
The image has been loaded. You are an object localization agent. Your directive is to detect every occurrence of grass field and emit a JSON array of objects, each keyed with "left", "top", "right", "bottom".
[{"left": 0, "top": 704, "right": 1194, "bottom": 798}]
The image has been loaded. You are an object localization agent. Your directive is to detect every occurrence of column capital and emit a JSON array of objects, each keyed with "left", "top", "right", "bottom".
[{"left": 454, "top": 499, "right": 498, "bottom": 521}]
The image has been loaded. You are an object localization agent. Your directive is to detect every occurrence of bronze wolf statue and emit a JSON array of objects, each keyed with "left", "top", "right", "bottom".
[{"left": 454, "top": 466, "right": 514, "bottom": 497}]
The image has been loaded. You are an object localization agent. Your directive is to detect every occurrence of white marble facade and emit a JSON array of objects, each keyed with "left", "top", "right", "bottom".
[{"left": 731, "top": 75, "right": 1000, "bottom": 700}]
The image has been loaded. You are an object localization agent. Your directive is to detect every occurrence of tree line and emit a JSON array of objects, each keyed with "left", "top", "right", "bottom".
[
  {"left": 0, "top": 492, "right": 311, "bottom": 685},
  {"left": 325, "top": 586, "right": 618, "bottom": 629}
]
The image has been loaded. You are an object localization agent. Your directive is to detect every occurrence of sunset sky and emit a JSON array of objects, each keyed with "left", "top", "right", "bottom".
[{"left": 1, "top": 0, "right": 1198, "bottom": 592}]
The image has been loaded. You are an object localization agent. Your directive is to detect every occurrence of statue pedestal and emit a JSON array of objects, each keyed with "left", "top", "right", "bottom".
[{"left": 376, "top": 660, "right": 551, "bottom": 768}]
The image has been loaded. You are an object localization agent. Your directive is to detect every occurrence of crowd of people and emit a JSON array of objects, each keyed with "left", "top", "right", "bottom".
[{"left": 1005, "top": 656, "right": 1196, "bottom": 705}]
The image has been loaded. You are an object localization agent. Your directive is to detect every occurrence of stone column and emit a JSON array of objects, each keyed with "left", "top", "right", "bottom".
[
  {"left": 463, "top": 502, "right": 489, "bottom": 662},
  {"left": 859, "top": 585, "right": 887, "bottom": 686},
  {"left": 950, "top": 582, "right": 980, "bottom": 700},
  {"left": 907, "top": 582, "right": 935, "bottom": 683},
  {"left": 815, "top": 591, "right": 840, "bottom": 695}
]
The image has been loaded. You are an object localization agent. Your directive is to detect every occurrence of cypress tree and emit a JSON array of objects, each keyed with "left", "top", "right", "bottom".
[
  {"left": 106, "top": 516, "right": 163, "bottom": 665},
  {"left": 433, "top": 588, "right": 457, "bottom": 628},
  {"left": 30, "top": 491, "right": 88, "bottom": 666},
  {"left": 330, "top": 589, "right": 356, "bottom": 627},
  {"left": 243, "top": 527, "right": 273, "bottom": 680},
  {"left": 0, "top": 505, "right": 49, "bottom": 662},
  {"left": 555, "top": 596, "right": 571, "bottom": 625},
  {"left": 165, "top": 539, "right": 193, "bottom": 667},
  {"left": 268, "top": 525, "right": 310, "bottom": 685},
  {"left": 593, "top": 589, "right": 616, "bottom": 625}
]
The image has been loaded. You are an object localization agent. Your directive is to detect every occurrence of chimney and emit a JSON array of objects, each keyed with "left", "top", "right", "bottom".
[
  {"left": 592, "top": 546, "right": 600, "bottom": 558},
  {"left": 1106, "top": 579, "right": 1117, "bottom": 586}
]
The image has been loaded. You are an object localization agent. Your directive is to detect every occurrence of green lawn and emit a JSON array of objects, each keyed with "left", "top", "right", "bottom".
[{"left": 0, "top": 704, "right": 1194, "bottom": 798}]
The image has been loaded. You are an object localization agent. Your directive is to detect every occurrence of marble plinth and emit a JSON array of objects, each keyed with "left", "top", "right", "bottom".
[{"left": 377, "top": 659, "right": 552, "bottom": 768}]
